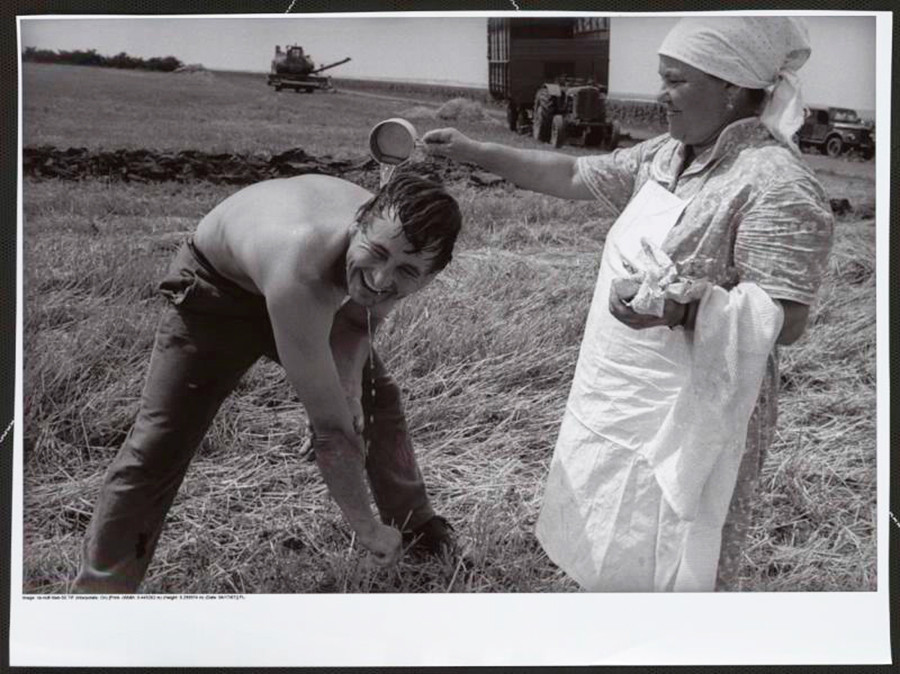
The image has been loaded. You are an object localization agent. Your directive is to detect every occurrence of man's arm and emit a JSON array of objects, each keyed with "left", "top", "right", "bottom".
[
  {"left": 330, "top": 299, "right": 376, "bottom": 422},
  {"left": 266, "top": 278, "right": 401, "bottom": 565},
  {"left": 299, "top": 298, "right": 395, "bottom": 459},
  {"left": 330, "top": 298, "right": 395, "bottom": 401}
]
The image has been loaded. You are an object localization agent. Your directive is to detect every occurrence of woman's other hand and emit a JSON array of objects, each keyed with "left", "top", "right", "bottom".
[
  {"left": 775, "top": 299, "right": 809, "bottom": 345},
  {"left": 422, "top": 128, "right": 475, "bottom": 162},
  {"left": 609, "top": 279, "right": 688, "bottom": 330},
  {"left": 609, "top": 281, "right": 810, "bottom": 340}
]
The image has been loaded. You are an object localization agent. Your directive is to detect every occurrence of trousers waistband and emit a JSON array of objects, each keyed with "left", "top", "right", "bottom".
[{"left": 187, "top": 238, "right": 261, "bottom": 300}]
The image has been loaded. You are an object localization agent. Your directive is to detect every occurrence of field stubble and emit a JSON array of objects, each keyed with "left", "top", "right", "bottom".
[{"left": 21, "top": 64, "right": 878, "bottom": 593}]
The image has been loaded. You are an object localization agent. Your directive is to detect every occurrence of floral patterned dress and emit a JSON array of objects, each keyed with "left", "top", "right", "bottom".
[{"left": 574, "top": 118, "right": 833, "bottom": 588}]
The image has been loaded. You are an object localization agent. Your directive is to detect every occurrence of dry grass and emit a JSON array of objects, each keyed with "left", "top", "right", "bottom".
[{"left": 21, "top": 63, "right": 878, "bottom": 594}]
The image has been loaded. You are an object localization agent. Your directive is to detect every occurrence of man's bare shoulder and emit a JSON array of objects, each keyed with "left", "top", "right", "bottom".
[
  {"left": 196, "top": 175, "right": 374, "bottom": 295},
  {"left": 208, "top": 175, "right": 372, "bottom": 229},
  {"left": 234, "top": 174, "right": 372, "bottom": 205}
]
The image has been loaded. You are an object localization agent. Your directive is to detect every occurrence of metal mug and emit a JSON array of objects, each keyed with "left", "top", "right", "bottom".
[{"left": 369, "top": 118, "right": 419, "bottom": 165}]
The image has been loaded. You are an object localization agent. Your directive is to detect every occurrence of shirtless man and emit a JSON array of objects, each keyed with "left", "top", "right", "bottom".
[{"left": 73, "top": 171, "right": 462, "bottom": 593}]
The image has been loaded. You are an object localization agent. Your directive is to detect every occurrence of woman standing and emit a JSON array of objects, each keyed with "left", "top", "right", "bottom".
[{"left": 423, "top": 17, "right": 833, "bottom": 591}]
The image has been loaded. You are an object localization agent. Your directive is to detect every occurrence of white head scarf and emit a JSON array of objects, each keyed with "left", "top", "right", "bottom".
[{"left": 658, "top": 17, "right": 812, "bottom": 153}]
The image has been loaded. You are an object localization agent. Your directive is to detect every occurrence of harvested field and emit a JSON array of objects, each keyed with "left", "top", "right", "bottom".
[{"left": 21, "top": 62, "right": 878, "bottom": 594}]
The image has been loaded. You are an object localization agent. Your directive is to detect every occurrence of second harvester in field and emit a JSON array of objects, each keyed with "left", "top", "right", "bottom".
[{"left": 267, "top": 44, "right": 351, "bottom": 93}]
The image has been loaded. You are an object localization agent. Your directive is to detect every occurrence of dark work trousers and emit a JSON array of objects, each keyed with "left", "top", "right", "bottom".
[{"left": 72, "top": 240, "right": 434, "bottom": 593}]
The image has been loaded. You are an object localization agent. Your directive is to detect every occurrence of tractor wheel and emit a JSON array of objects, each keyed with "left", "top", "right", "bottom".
[
  {"left": 532, "top": 88, "right": 553, "bottom": 143},
  {"left": 550, "top": 115, "right": 566, "bottom": 148},
  {"left": 506, "top": 101, "right": 518, "bottom": 132},
  {"left": 825, "top": 135, "right": 844, "bottom": 158},
  {"left": 862, "top": 147, "right": 875, "bottom": 160}
]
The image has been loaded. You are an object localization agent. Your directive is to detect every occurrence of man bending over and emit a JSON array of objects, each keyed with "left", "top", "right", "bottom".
[{"left": 73, "top": 170, "right": 462, "bottom": 593}]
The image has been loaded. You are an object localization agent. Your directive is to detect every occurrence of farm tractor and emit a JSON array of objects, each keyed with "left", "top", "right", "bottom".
[
  {"left": 267, "top": 45, "right": 351, "bottom": 93},
  {"left": 488, "top": 17, "right": 619, "bottom": 150},
  {"left": 530, "top": 81, "right": 621, "bottom": 150}
]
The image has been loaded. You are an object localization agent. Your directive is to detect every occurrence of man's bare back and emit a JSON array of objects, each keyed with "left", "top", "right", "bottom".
[{"left": 194, "top": 174, "right": 370, "bottom": 304}]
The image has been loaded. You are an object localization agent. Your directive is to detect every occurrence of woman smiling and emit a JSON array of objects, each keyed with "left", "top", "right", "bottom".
[{"left": 424, "top": 16, "right": 833, "bottom": 592}]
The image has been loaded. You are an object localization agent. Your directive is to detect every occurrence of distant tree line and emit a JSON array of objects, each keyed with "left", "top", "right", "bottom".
[{"left": 23, "top": 47, "right": 183, "bottom": 72}]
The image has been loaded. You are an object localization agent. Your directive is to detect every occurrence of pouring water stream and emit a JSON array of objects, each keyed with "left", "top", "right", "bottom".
[{"left": 364, "top": 119, "right": 420, "bottom": 458}]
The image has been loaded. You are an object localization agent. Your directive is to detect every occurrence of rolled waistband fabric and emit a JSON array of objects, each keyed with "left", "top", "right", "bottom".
[
  {"left": 186, "top": 237, "right": 261, "bottom": 301},
  {"left": 157, "top": 238, "right": 270, "bottom": 321}
]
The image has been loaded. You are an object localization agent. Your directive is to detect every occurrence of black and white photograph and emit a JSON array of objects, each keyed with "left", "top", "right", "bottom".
[{"left": 9, "top": 5, "right": 893, "bottom": 668}]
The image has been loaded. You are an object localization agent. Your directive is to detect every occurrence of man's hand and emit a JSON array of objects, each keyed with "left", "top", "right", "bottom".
[
  {"left": 609, "top": 277, "right": 687, "bottom": 330},
  {"left": 312, "top": 428, "right": 402, "bottom": 566},
  {"left": 422, "top": 128, "right": 476, "bottom": 162},
  {"left": 358, "top": 522, "right": 402, "bottom": 567}
]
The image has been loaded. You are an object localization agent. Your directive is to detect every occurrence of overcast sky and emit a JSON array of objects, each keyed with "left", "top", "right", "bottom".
[
  {"left": 608, "top": 16, "right": 876, "bottom": 111},
  {"left": 19, "top": 13, "right": 878, "bottom": 113}
]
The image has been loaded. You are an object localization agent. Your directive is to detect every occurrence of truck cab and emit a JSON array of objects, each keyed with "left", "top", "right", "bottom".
[{"left": 797, "top": 106, "right": 875, "bottom": 159}]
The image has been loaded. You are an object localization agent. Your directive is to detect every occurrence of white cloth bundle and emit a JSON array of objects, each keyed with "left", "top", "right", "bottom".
[
  {"left": 612, "top": 237, "right": 711, "bottom": 317},
  {"left": 658, "top": 17, "right": 812, "bottom": 154}
]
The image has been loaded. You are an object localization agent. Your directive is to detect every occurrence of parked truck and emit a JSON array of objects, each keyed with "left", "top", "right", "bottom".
[
  {"left": 796, "top": 106, "right": 875, "bottom": 159},
  {"left": 487, "top": 17, "right": 618, "bottom": 149},
  {"left": 267, "top": 45, "right": 351, "bottom": 93}
]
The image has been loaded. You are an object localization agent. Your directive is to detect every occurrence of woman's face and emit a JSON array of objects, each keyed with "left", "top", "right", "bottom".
[{"left": 657, "top": 55, "right": 734, "bottom": 148}]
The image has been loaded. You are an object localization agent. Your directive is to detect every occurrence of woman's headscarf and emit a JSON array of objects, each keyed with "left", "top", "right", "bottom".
[{"left": 657, "top": 17, "right": 812, "bottom": 153}]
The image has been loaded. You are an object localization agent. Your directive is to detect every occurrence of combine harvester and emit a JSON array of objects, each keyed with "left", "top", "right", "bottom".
[{"left": 267, "top": 45, "right": 351, "bottom": 93}]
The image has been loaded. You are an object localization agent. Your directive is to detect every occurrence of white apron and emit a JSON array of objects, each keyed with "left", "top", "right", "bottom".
[{"left": 535, "top": 180, "right": 783, "bottom": 592}]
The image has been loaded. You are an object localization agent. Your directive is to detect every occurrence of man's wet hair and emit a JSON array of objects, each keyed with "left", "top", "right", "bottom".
[{"left": 355, "top": 165, "right": 462, "bottom": 273}]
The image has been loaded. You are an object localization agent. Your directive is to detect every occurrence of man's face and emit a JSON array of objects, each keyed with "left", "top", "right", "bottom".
[
  {"left": 345, "top": 208, "right": 440, "bottom": 307},
  {"left": 657, "top": 55, "right": 732, "bottom": 148}
]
